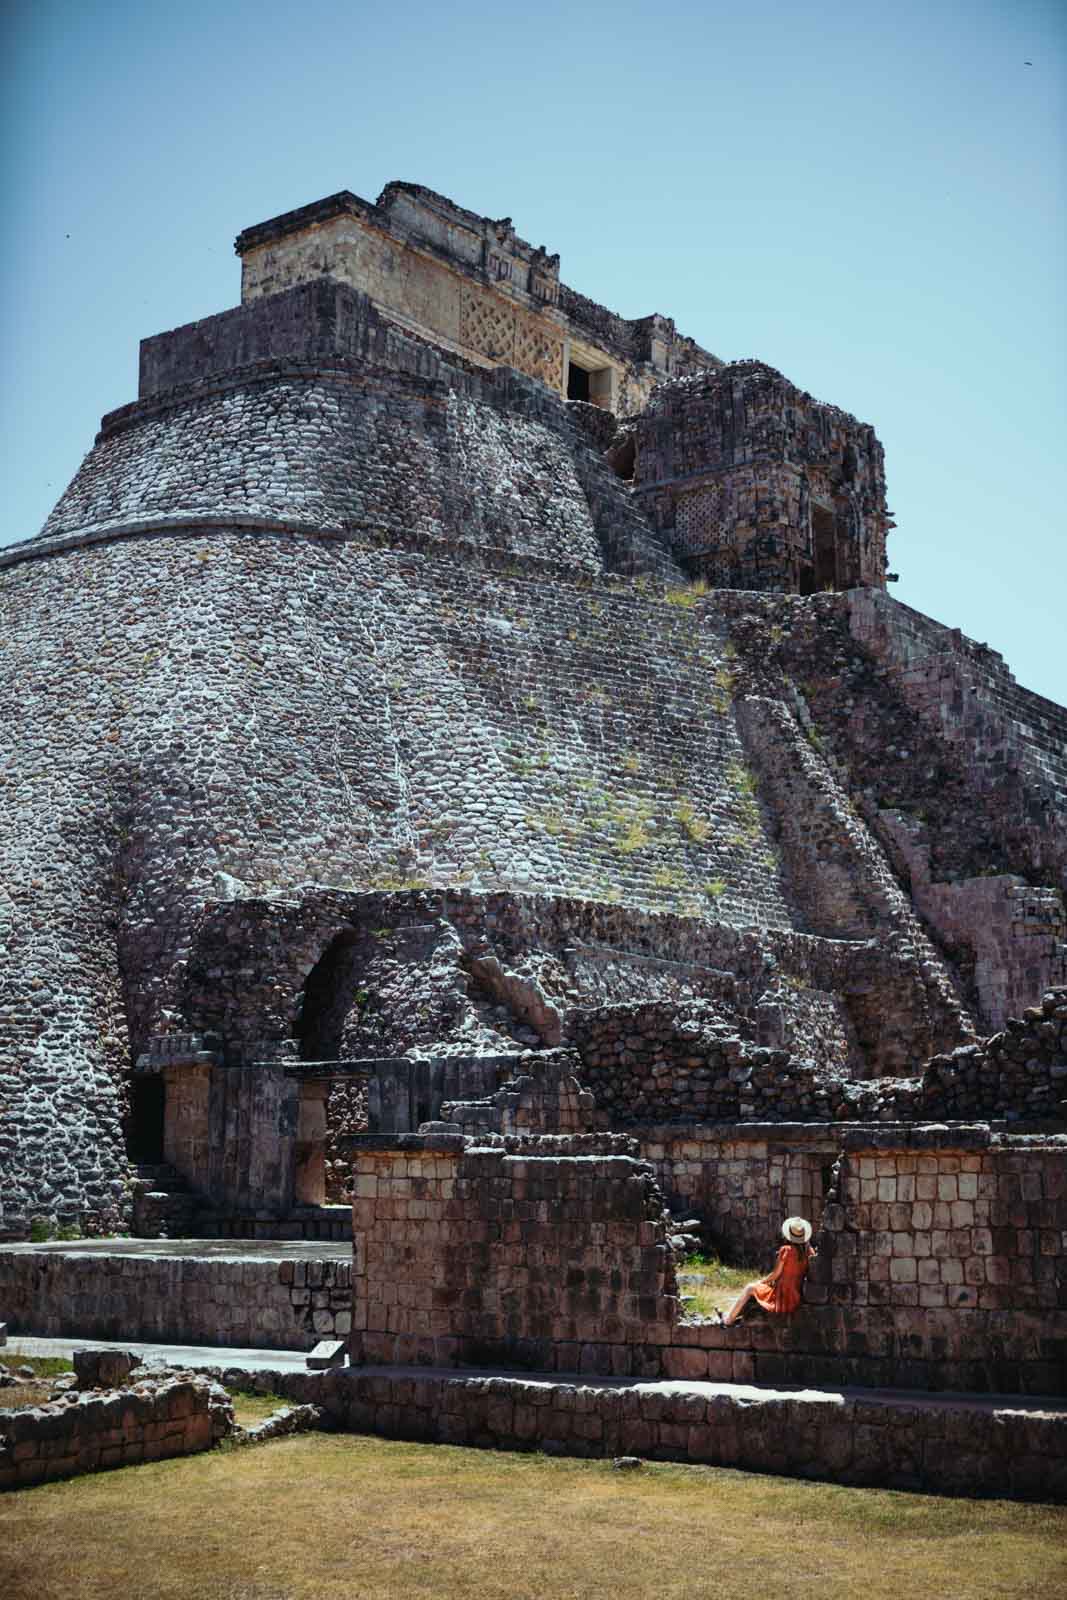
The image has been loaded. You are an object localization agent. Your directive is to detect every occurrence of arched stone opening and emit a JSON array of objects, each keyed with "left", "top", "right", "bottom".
[
  {"left": 293, "top": 932, "right": 372, "bottom": 1203},
  {"left": 294, "top": 931, "right": 364, "bottom": 1061}
]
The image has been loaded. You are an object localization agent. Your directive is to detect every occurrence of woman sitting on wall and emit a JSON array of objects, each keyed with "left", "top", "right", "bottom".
[{"left": 718, "top": 1217, "right": 815, "bottom": 1326}]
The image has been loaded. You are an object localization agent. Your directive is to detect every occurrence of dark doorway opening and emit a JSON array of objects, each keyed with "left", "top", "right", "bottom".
[
  {"left": 567, "top": 361, "right": 591, "bottom": 402},
  {"left": 296, "top": 933, "right": 364, "bottom": 1061},
  {"left": 127, "top": 1075, "right": 165, "bottom": 1163},
  {"left": 812, "top": 505, "right": 837, "bottom": 591}
]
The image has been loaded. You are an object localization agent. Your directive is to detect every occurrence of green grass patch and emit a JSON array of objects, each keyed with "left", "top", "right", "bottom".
[
  {"left": 677, "top": 1254, "right": 758, "bottom": 1318},
  {"left": 663, "top": 579, "right": 709, "bottom": 609},
  {"left": 2, "top": 1350, "right": 75, "bottom": 1380},
  {"left": 226, "top": 1389, "right": 289, "bottom": 1427},
  {"left": 673, "top": 798, "right": 710, "bottom": 843}
]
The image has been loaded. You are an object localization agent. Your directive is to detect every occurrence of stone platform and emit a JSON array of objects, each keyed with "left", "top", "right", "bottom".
[{"left": 0, "top": 1239, "right": 351, "bottom": 1353}]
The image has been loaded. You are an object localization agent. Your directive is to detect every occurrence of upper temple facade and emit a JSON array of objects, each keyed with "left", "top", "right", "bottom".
[
  {"left": 228, "top": 181, "right": 892, "bottom": 597},
  {"left": 233, "top": 180, "right": 724, "bottom": 416}
]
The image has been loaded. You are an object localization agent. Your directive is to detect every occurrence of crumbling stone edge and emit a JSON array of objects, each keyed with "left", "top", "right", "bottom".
[{"left": 0, "top": 1369, "right": 235, "bottom": 1490}]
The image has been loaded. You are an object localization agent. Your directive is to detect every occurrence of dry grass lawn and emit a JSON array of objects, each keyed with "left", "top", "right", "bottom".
[{"left": 2, "top": 1432, "right": 1063, "bottom": 1600}]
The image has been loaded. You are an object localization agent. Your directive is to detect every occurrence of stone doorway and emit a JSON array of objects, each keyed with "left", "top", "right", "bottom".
[
  {"left": 127, "top": 1074, "right": 165, "bottom": 1163},
  {"left": 812, "top": 504, "right": 837, "bottom": 590},
  {"left": 567, "top": 360, "right": 591, "bottom": 401},
  {"left": 295, "top": 933, "right": 363, "bottom": 1061},
  {"left": 566, "top": 355, "right": 615, "bottom": 410}
]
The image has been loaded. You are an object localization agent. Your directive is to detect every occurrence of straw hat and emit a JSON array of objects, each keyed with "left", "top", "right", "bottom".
[{"left": 782, "top": 1216, "right": 813, "bottom": 1244}]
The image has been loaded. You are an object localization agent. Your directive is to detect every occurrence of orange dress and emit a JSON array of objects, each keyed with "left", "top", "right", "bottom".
[{"left": 752, "top": 1244, "right": 812, "bottom": 1314}]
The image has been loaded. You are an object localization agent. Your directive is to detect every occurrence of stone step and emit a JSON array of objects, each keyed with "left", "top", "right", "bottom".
[{"left": 306, "top": 1339, "right": 346, "bottom": 1370}]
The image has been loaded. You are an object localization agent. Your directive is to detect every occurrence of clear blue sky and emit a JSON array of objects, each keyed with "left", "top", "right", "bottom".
[{"left": 3, "top": 1, "right": 1063, "bottom": 702}]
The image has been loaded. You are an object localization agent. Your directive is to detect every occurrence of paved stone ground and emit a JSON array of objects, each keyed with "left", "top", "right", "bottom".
[
  {"left": 7, "top": 1334, "right": 312, "bottom": 1372},
  {"left": 3, "top": 1238, "right": 352, "bottom": 1261}
]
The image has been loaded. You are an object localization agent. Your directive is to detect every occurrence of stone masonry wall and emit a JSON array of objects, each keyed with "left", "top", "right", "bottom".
[
  {"left": 741, "top": 588, "right": 1067, "bottom": 1032},
  {"left": 348, "top": 1127, "right": 1065, "bottom": 1393},
  {"left": 570, "top": 990, "right": 1067, "bottom": 1129},
  {"left": 351, "top": 1133, "right": 679, "bottom": 1374},
  {"left": 138, "top": 1362, "right": 1066, "bottom": 1502},
  {"left": 0, "top": 1372, "right": 233, "bottom": 1490},
  {"left": 641, "top": 1124, "right": 832, "bottom": 1262},
  {"left": 634, "top": 362, "right": 889, "bottom": 592},
  {"left": 0, "top": 1247, "right": 352, "bottom": 1350},
  {"left": 825, "top": 1135, "right": 1066, "bottom": 1320}
]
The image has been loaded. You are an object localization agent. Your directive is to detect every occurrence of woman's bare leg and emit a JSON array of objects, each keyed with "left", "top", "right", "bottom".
[{"left": 722, "top": 1281, "right": 761, "bottom": 1327}]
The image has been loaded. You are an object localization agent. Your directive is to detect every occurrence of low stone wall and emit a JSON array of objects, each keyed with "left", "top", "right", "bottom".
[
  {"left": 350, "top": 1126, "right": 1066, "bottom": 1393},
  {"left": 0, "top": 1373, "right": 233, "bottom": 1489},
  {"left": 184, "top": 1363, "right": 1066, "bottom": 1501},
  {"left": 0, "top": 1246, "right": 351, "bottom": 1351},
  {"left": 312, "top": 1366, "right": 1066, "bottom": 1501},
  {"left": 663, "top": 1305, "right": 1067, "bottom": 1395}
]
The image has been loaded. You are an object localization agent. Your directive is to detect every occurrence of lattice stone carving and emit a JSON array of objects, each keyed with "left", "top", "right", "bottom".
[
  {"left": 676, "top": 484, "right": 727, "bottom": 554},
  {"left": 461, "top": 285, "right": 515, "bottom": 363},
  {"left": 514, "top": 314, "right": 564, "bottom": 392}
]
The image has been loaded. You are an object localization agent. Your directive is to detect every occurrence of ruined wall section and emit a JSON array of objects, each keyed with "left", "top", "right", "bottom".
[
  {"left": 174, "top": 889, "right": 969, "bottom": 1092},
  {"left": 634, "top": 363, "right": 890, "bottom": 593},
  {"left": 739, "top": 590, "right": 1067, "bottom": 1031},
  {"left": 0, "top": 1373, "right": 233, "bottom": 1490},
  {"left": 572, "top": 987, "right": 1066, "bottom": 1131},
  {"left": 351, "top": 1133, "right": 680, "bottom": 1373}
]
